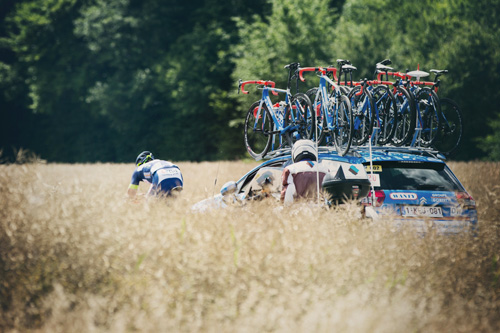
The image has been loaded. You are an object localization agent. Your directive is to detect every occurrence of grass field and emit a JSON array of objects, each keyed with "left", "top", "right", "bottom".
[{"left": 1, "top": 160, "right": 499, "bottom": 332}]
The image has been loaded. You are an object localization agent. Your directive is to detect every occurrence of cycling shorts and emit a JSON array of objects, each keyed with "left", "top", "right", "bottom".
[{"left": 151, "top": 167, "right": 183, "bottom": 196}]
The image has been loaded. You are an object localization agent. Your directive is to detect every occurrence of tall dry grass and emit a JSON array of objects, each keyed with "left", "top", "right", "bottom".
[{"left": 0, "top": 160, "right": 499, "bottom": 332}]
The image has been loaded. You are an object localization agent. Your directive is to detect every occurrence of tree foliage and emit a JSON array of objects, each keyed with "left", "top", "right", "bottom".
[{"left": 1, "top": 0, "right": 499, "bottom": 162}]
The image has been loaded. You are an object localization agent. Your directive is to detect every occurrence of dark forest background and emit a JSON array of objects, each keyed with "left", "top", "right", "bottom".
[{"left": 1, "top": 0, "right": 499, "bottom": 162}]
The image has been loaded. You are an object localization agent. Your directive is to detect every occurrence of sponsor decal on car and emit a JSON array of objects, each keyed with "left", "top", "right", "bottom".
[
  {"left": 365, "top": 165, "right": 382, "bottom": 172},
  {"left": 367, "top": 173, "right": 380, "bottom": 187},
  {"left": 389, "top": 193, "right": 418, "bottom": 200},
  {"left": 431, "top": 193, "right": 452, "bottom": 203}
]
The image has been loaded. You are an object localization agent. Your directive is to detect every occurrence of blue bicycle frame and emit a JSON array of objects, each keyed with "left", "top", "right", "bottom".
[
  {"left": 314, "top": 74, "right": 343, "bottom": 139},
  {"left": 407, "top": 84, "right": 440, "bottom": 147},
  {"left": 254, "top": 85, "right": 301, "bottom": 151}
]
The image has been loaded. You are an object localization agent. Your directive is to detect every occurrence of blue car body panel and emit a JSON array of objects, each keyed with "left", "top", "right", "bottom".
[{"left": 192, "top": 147, "right": 478, "bottom": 234}]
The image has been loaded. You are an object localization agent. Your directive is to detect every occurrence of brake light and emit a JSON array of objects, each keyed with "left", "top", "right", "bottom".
[
  {"left": 455, "top": 191, "right": 476, "bottom": 210},
  {"left": 363, "top": 190, "right": 385, "bottom": 207}
]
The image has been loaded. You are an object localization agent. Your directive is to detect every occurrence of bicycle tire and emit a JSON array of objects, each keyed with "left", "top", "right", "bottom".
[
  {"left": 416, "top": 88, "right": 440, "bottom": 147},
  {"left": 433, "top": 97, "right": 463, "bottom": 157},
  {"left": 372, "top": 85, "right": 397, "bottom": 145},
  {"left": 348, "top": 85, "right": 375, "bottom": 146},
  {"left": 332, "top": 94, "right": 353, "bottom": 156},
  {"left": 392, "top": 86, "right": 416, "bottom": 146},
  {"left": 244, "top": 101, "right": 273, "bottom": 159},
  {"left": 307, "top": 87, "right": 325, "bottom": 144},
  {"left": 340, "top": 85, "right": 352, "bottom": 96},
  {"left": 284, "top": 92, "right": 315, "bottom": 145}
]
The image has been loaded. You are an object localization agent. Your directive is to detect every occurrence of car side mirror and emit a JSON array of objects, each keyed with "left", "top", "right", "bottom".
[{"left": 220, "top": 181, "right": 237, "bottom": 196}]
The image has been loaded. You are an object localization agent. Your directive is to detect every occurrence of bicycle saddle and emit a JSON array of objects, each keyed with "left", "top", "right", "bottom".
[
  {"left": 430, "top": 69, "right": 448, "bottom": 75},
  {"left": 342, "top": 64, "right": 357, "bottom": 72},
  {"left": 285, "top": 62, "right": 300, "bottom": 70},
  {"left": 378, "top": 59, "right": 392, "bottom": 66},
  {"left": 376, "top": 63, "right": 394, "bottom": 71},
  {"left": 406, "top": 69, "right": 429, "bottom": 79},
  {"left": 336, "top": 59, "right": 351, "bottom": 66}
]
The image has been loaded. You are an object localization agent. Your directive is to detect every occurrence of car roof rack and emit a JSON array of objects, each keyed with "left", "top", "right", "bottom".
[
  {"left": 353, "top": 145, "right": 446, "bottom": 160},
  {"left": 259, "top": 145, "right": 446, "bottom": 161}
]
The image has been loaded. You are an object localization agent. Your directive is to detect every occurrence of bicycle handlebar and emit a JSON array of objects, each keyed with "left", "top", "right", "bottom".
[
  {"left": 298, "top": 67, "right": 337, "bottom": 82},
  {"left": 239, "top": 80, "right": 279, "bottom": 96}
]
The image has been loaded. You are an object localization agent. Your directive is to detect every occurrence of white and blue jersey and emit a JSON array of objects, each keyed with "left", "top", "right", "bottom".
[{"left": 130, "top": 160, "right": 183, "bottom": 196}]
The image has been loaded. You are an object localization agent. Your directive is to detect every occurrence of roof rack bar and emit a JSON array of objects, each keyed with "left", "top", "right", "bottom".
[{"left": 257, "top": 144, "right": 446, "bottom": 161}]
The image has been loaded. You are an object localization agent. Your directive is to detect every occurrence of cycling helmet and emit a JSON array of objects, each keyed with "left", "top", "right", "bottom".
[
  {"left": 291, "top": 140, "right": 317, "bottom": 162},
  {"left": 135, "top": 151, "right": 155, "bottom": 166}
]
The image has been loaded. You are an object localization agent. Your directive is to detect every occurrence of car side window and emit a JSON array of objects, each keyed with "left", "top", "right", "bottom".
[{"left": 239, "top": 161, "right": 287, "bottom": 195}]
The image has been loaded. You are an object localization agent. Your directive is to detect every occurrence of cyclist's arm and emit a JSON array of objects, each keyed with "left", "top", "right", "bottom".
[
  {"left": 127, "top": 170, "right": 143, "bottom": 198},
  {"left": 281, "top": 167, "right": 296, "bottom": 204},
  {"left": 127, "top": 184, "right": 138, "bottom": 198}
]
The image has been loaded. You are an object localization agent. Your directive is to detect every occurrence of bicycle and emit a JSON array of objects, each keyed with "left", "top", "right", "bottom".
[
  {"left": 239, "top": 63, "right": 314, "bottom": 160},
  {"left": 401, "top": 66, "right": 441, "bottom": 148},
  {"left": 378, "top": 65, "right": 431, "bottom": 147},
  {"left": 331, "top": 59, "right": 397, "bottom": 147},
  {"left": 299, "top": 66, "right": 353, "bottom": 156},
  {"left": 409, "top": 69, "right": 463, "bottom": 157},
  {"left": 367, "top": 60, "right": 399, "bottom": 145},
  {"left": 335, "top": 59, "right": 376, "bottom": 146}
]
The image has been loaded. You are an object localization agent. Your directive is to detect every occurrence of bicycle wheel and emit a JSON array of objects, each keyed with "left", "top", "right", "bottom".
[
  {"left": 305, "top": 87, "right": 318, "bottom": 106},
  {"left": 332, "top": 94, "right": 353, "bottom": 156},
  {"left": 340, "top": 85, "right": 352, "bottom": 96},
  {"left": 372, "top": 85, "right": 397, "bottom": 145},
  {"left": 433, "top": 97, "right": 463, "bottom": 157},
  {"left": 349, "top": 85, "right": 375, "bottom": 146},
  {"left": 392, "top": 86, "right": 416, "bottom": 146},
  {"left": 244, "top": 101, "right": 273, "bottom": 159},
  {"left": 416, "top": 88, "right": 440, "bottom": 147},
  {"left": 308, "top": 87, "right": 325, "bottom": 144},
  {"left": 284, "top": 92, "right": 315, "bottom": 145}
]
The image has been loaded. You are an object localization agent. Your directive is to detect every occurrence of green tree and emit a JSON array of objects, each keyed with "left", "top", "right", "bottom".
[
  {"left": 330, "top": 0, "right": 500, "bottom": 160},
  {"left": 231, "top": 0, "right": 340, "bottom": 123},
  {"left": 481, "top": 114, "right": 500, "bottom": 160},
  {"left": 74, "top": 0, "right": 267, "bottom": 161}
]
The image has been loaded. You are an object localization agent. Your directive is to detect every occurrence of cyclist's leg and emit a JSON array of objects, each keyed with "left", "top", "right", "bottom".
[{"left": 150, "top": 168, "right": 183, "bottom": 197}]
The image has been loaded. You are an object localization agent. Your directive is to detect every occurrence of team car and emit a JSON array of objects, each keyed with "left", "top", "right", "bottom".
[
  {"left": 192, "top": 146, "right": 477, "bottom": 234},
  {"left": 359, "top": 147, "right": 477, "bottom": 234},
  {"left": 191, "top": 147, "right": 371, "bottom": 211}
]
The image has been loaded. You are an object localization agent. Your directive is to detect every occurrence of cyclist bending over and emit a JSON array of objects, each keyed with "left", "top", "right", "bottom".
[
  {"left": 127, "top": 151, "right": 183, "bottom": 199},
  {"left": 281, "top": 140, "right": 330, "bottom": 205}
]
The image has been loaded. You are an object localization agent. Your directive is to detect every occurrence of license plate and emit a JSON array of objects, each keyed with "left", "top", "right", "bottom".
[{"left": 402, "top": 205, "right": 443, "bottom": 217}]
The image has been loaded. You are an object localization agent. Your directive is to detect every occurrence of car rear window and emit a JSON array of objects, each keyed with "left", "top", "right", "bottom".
[{"left": 363, "top": 161, "right": 464, "bottom": 191}]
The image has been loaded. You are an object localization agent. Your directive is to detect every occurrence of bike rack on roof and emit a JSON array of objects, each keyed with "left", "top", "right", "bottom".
[
  {"left": 258, "top": 144, "right": 446, "bottom": 161},
  {"left": 354, "top": 145, "right": 446, "bottom": 160}
]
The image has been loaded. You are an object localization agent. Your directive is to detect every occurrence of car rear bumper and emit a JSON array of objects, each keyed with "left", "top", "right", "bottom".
[{"left": 364, "top": 206, "right": 478, "bottom": 235}]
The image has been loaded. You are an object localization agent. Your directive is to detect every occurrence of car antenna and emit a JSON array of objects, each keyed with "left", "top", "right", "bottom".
[
  {"left": 368, "top": 135, "right": 376, "bottom": 204},
  {"left": 315, "top": 117, "right": 320, "bottom": 205}
]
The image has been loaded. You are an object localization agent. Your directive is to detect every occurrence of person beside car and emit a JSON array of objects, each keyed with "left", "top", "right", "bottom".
[
  {"left": 281, "top": 140, "right": 330, "bottom": 204},
  {"left": 127, "top": 151, "right": 183, "bottom": 199}
]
